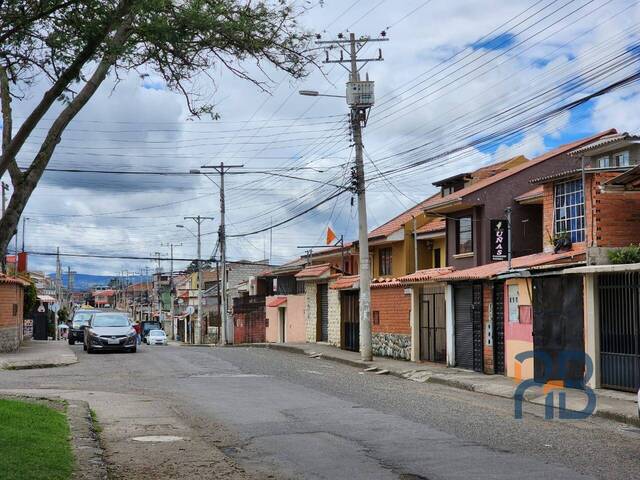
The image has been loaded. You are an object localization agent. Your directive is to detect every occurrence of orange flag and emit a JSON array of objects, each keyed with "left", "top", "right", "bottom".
[{"left": 326, "top": 227, "right": 337, "bottom": 245}]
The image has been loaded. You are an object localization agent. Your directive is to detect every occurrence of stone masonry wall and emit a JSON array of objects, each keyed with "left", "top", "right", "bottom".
[
  {"left": 328, "top": 287, "right": 340, "bottom": 346},
  {"left": 304, "top": 282, "right": 317, "bottom": 342},
  {"left": 372, "top": 333, "right": 411, "bottom": 360}
]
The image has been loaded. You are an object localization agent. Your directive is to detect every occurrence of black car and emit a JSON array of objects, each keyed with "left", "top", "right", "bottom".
[
  {"left": 68, "top": 309, "right": 99, "bottom": 345},
  {"left": 84, "top": 312, "right": 137, "bottom": 353}
]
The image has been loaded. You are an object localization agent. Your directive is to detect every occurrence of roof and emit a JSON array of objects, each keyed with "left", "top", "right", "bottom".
[
  {"left": 0, "top": 274, "right": 29, "bottom": 287},
  {"left": 605, "top": 164, "right": 640, "bottom": 187},
  {"left": 261, "top": 257, "right": 308, "bottom": 276},
  {"left": 397, "top": 267, "right": 455, "bottom": 283},
  {"left": 569, "top": 132, "right": 640, "bottom": 156},
  {"left": 514, "top": 186, "right": 544, "bottom": 203},
  {"left": 294, "top": 263, "right": 332, "bottom": 279},
  {"left": 330, "top": 275, "right": 360, "bottom": 290},
  {"left": 92, "top": 289, "right": 115, "bottom": 297},
  {"left": 425, "top": 130, "right": 616, "bottom": 212},
  {"left": 266, "top": 296, "right": 288, "bottom": 308},
  {"left": 438, "top": 248, "right": 586, "bottom": 281},
  {"left": 37, "top": 294, "right": 57, "bottom": 302},
  {"left": 368, "top": 193, "right": 440, "bottom": 240},
  {"left": 415, "top": 218, "right": 446, "bottom": 234}
]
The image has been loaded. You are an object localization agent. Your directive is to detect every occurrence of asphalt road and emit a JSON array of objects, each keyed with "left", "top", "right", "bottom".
[{"left": 1, "top": 344, "right": 639, "bottom": 479}]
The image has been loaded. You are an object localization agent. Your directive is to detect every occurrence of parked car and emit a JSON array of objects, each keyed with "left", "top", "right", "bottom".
[
  {"left": 84, "top": 312, "right": 137, "bottom": 354},
  {"left": 68, "top": 309, "right": 99, "bottom": 345},
  {"left": 140, "top": 320, "right": 163, "bottom": 343},
  {"left": 146, "top": 329, "right": 167, "bottom": 346}
]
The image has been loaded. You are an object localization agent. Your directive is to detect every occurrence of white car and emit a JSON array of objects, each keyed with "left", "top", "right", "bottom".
[{"left": 146, "top": 329, "right": 167, "bottom": 346}]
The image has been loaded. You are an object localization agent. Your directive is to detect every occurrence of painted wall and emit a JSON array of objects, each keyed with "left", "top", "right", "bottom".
[
  {"left": 304, "top": 282, "right": 317, "bottom": 342},
  {"left": 0, "top": 282, "right": 24, "bottom": 352},
  {"left": 370, "top": 241, "right": 405, "bottom": 278},
  {"left": 265, "top": 294, "right": 306, "bottom": 343},
  {"left": 504, "top": 278, "right": 534, "bottom": 380}
]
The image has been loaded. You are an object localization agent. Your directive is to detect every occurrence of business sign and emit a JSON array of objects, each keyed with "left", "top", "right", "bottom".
[{"left": 490, "top": 219, "right": 509, "bottom": 261}]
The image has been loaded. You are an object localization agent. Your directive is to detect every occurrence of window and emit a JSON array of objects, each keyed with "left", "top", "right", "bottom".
[
  {"left": 442, "top": 186, "right": 454, "bottom": 196},
  {"left": 554, "top": 179, "right": 585, "bottom": 243},
  {"left": 379, "top": 248, "right": 392, "bottom": 276},
  {"left": 508, "top": 285, "right": 519, "bottom": 323},
  {"left": 456, "top": 216, "right": 473, "bottom": 254},
  {"left": 372, "top": 311, "right": 380, "bottom": 325},
  {"left": 433, "top": 248, "right": 441, "bottom": 268},
  {"left": 614, "top": 150, "right": 630, "bottom": 167},
  {"left": 597, "top": 155, "right": 610, "bottom": 168},
  {"left": 12, "top": 304, "right": 18, "bottom": 317}
]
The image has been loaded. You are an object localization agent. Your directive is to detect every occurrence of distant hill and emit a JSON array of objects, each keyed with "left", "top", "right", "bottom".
[{"left": 47, "top": 273, "right": 149, "bottom": 292}]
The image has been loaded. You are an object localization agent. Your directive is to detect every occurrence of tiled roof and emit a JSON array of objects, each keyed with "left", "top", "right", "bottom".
[
  {"left": 330, "top": 275, "right": 360, "bottom": 290},
  {"left": 368, "top": 193, "right": 441, "bottom": 239},
  {"left": 426, "top": 130, "right": 616, "bottom": 211},
  {"left": 415, "top": 218, "right": 446, "bottom": 234},
  {"left": 371, "top": 277, "right": 404, "bottom": 288},
  {"left": 569, "top": 132, "right": 640, "bottom": 155},
  {"left": 37, "top": 294, "right": 57, "bottom": 303},
  {"left": 397, "top": 267, "right": 455, "bottom": 283},
  {"left": 266, "top": 297, "right": 287, "bottom": 308},
  {"left": 605, "top": 164, "right": 640, "bottom": 186},
  {"left": 438, "top": 248, "right": 586, "bottom": 281},
  {"left": 514, "top": 186, "right": 544, "bottom": 202},
  {"left": 92, "top": 289, "right": 115, "bottom": 297},
  {"left": 294, "top": 263, "right": 332, "bottom": 279},
  {"left": 0, "top": 274, "right": 29, "bottom": 287},
  {"left": 261, "top": 257, "right": 307, "bottom": 276}
]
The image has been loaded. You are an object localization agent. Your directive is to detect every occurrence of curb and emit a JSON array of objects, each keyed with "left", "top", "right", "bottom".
[
  {"left": 1, "top": 360, "right": 77, "bottom": 370},
  {"left": 249, "top": 343, "right": 640, "bottom": 427}
]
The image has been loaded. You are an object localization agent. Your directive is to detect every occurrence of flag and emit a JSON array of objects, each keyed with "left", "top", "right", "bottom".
[{"left": 326, "top": 227, "right": 337, "bottom": 245}]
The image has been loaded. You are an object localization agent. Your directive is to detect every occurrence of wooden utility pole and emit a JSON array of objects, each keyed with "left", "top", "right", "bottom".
[{"left": 316, "top": 32, "right": 387, "bottom": 361}]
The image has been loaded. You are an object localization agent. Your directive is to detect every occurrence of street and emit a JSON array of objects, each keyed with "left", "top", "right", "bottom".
[{"left": 1, "top": 345, "right": 639, "bottom": 479}]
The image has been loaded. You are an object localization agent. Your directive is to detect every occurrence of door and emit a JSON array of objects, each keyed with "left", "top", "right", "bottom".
[
  {"left": 419, "top": 284, "right": 446, "bottom": 362},
  {"left": 532, "top": 275, "right": 585, "bottom": 386},
  {"left": 32, "top": 311, "right": 48, "bottom": 340},
  {"left": 471, "top": 283, "right": 484, "bottom": 373},
  {"left": 598, "top": 272, "right": 640, "bottom": 392},
  {"left": 341, "top": 291, "right": 359, "bottom": 352},
  {"left": 454, "top": 284, "right": 474, "bottom": 370},
  {"left": 317, "top": 283, "right": 329, "bottom": 342},
  {"left": 279, "top": 307, "right": 286, "bottom": 343},
  {"left": 493, "top": 281, "right": 505, "bottom": 375}
]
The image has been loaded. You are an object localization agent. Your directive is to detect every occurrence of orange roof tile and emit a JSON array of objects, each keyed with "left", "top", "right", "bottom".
[
  {"left": 397, "top": 267, "right": 455, "bottom": 283},
  {"left": 330, "top": 275, "right": 360, "bottom": 290},
  {"left": 514, "top": 186, "right": 544, "bottom": 202},
  {"left": 294, "top": 263, "right": 332, "bottom": 279},
  {"left": 438, "top": 248, "right": 586, "bottom": 281},
  {"left": 415, "top": 218, "right": 446, "bottom": 234},
  {"left": 266, "top": 297, "right": 287, "bottom": 308},
  {"left": 426, "top": 130, "right": 616, "bottom": 212},
  {"left": 0, "top": 274, "right": 29, "bottom": 287}
]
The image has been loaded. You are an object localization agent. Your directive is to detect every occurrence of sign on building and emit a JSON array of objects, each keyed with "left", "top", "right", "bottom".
[{"left": 490, "top": 219, "right": 509, "bottom": 261}]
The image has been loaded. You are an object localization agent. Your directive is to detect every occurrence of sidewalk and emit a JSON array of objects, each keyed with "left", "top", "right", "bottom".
[
  {"left": 257, "top": 342, "right": 640, "bottom": 427},
  {"left": 0, "top": 339, "right": 78, "bottom": 370}
]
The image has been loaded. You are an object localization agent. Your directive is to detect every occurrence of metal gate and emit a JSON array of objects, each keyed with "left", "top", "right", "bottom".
[
  {"left": 341, "top": 291, "right": 359, "bottom": 352},
  {"left": 532, "top": 275, "right": 584, "bottom": 385},
  {"left": 471, "top": 283, "right": 483, "bottom": 373},
  {"left": 419, "top": 284, "right": 446, "bottom": 362},
  {"left": 598, "top": 272, "right": 640, "bottom": 392},
  {"left": 493, "top": 281, "right": 505, "bottom": 375},
  {"left": 32, "top": 311, "right": 48, "bottom": 340},
  {"left": 454, "top": 284, "right": 474, "bottom": 370},
  {"left": 317, "top": 283, "right": 329, "bottom": 342}
]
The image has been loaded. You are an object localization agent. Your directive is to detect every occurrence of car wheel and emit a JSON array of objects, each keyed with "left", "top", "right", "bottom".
[
  {"left": 68, "top": 338, "right": 75, "bottom": 345},
  {"left": 130, "top": 346, "right": 137, "bottom": 353},
  {"left": 87, "top": 346, "right": 94, "bottom": 354},
  {"left": 83, "top": 343, "right": 87, "bottom": 351}
]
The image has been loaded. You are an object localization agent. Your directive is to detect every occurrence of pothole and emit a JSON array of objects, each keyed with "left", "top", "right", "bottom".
[{"left": 131, "top": 435, "right": 187, "bottom": 443}]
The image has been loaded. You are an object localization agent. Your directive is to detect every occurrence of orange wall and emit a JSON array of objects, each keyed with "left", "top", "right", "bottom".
[{"left": 265, "top": 294, "right": 306, "bottom": 343}]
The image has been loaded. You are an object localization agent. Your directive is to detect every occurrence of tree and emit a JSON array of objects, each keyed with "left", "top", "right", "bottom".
[
  {"left": 23, "top": 281, "right": 38, "bottom": 315},
  {"left": 185, "top": 259, "right": 212, "bottom": 274},
  {"left": 0, "top": 1, "right": 313, "bottom": 267}
]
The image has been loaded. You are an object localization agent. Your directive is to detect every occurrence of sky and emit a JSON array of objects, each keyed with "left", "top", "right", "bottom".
[{"left": 4, "top": 0, "right": 640, "bottom": 277}]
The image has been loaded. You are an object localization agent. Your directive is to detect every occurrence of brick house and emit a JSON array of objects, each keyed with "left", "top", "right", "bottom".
[{"left": 0, "top": 274, "right": 28, "bottom": 352}]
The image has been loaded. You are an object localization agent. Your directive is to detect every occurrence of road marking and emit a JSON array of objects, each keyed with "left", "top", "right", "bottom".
[
  {"left": 302, "top": 370, "right": 323, "bottom": 375},
  {"left": 189, "top": 373, "right": 270, "bottom": 378}
]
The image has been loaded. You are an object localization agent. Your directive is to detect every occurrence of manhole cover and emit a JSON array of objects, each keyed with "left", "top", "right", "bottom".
[{"left": 131, "top": 435, "right": 186, "bottom": 443}]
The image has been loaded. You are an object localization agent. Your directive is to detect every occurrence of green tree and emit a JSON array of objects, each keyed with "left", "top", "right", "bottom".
[
  {"left": 23, "top": 281, "right": 38, "bottom": 315},
  {"left": 0, "top": 1, "right": 313, "bottom": 265}
]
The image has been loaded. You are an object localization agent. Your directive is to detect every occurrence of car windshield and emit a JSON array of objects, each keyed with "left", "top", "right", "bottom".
[
  {"left": 149, "top": 330, "right": 165, "bottom": 336},
  {"left": 72, "top": 312, "right": 93, "bottom": 327},
  {"left": 92, "top": 314, "right": 129, "bottom": 327}
]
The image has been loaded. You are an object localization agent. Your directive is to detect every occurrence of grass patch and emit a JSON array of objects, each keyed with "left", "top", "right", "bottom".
[
  {"left": 89, "top": 408, "right": 102, "bottom": 433},
  {"left": 0, "top": 398, "right": 74, "bottom": 480}
]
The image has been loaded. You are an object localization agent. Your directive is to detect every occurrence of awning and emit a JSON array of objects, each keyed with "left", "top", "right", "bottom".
[
  {"left": 266, "top": 297, "right": 287, "bottom": 308},
  {"left": 37, "top": 294, "right": 57, "bottom": 303}
]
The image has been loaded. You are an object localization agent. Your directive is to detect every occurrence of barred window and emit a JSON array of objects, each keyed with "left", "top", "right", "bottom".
[{"left": 554, "top": 179, "right": 585, "bottom": 243}]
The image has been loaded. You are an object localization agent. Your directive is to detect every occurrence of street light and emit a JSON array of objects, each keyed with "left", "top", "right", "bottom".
[{"left": 299, "top": 90, "right": 346, "bottom": 99}]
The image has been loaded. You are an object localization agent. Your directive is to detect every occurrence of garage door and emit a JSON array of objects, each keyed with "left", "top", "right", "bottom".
[{"left": 454, "top": 284, "right": 474, "bottom": 370}]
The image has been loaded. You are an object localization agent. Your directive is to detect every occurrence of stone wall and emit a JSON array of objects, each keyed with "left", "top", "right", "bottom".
[
  {"left": 304, "top": 282, "right": 317, "bottom": 342},
  {"left": 372, "top": 332, "right": 411, "bottom": 360},
  {"left": 328, "top": 287, "right": 340, "bottom": 346}
]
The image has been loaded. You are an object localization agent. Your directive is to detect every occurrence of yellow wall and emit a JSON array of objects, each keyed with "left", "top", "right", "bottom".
[
  {"left": 371, "top": 241, "right": 405, "bottom": 277},
  {"left": 432, "top": 237, "right": 446, "bottom": 268}
]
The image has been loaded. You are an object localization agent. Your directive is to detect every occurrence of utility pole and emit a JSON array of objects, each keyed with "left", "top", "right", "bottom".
[
  {"left": 162, "top": 242, "right": 182, "bottom": 340},
  {"left": 200, "top": 163, "right": 243, "bottom": 345},
  {"left": 1, "top": 181, "right": 8, "bottom": 217},
  {"left": 21, "top": 217, "right": 28, "bottom": 252},
  {"left": 316, "top": 32, "right": 387, "bottom": 361},
  {"left": 55, "top": 247, "right": 61, "bottom": 340},
  {"left": 183, "top": 216, "right": 214, "bottom": 344},
  {"left": 152, "top": 252, "right": 163, "bottom": 325}
]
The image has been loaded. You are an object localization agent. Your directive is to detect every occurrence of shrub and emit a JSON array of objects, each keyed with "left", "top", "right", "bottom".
[{"left": 608, "top": 244, "right": 640, "bottom": 264}]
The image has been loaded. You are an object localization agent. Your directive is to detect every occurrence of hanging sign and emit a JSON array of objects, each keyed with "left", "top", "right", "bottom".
[{"left": 490, "top": 219, "right": 509, "bottom": 261}]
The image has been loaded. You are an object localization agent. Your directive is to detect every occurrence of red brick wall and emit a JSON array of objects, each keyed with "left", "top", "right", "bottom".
[
  {"left": 371, "top": 287, "right": 411, "bottom": 335},
  {"left": 482, "top": 282, "right": 494, "bottom": 374},
  {"left": 0, "top": 283, "right": 24, "bottom": 352},
  {"left": 590, "top": 173, "right": 640, "bottom": 247}
]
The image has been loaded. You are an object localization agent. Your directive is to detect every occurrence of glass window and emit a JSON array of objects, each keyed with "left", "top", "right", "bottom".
[
  {"left": 554, "top": 179, "right": 585, "bottom": 243},
  {"left": 456, "top": 216, "right": 473, "bottom": 254},
  {"left": 379, "top": 248, "right": 392, "bottom": 276},
  {"left": 92, "top": 314, "right": 129, "bottom": 327},
  {"left": 597, "top": 156, "right": 610, "bottom": 168},
  {"left": 614, "top": 151, "right": 629, "bottom": 167}
]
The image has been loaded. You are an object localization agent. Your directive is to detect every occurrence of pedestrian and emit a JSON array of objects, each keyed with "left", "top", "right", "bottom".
[{"left": 133, "top": 322, "right": 141, "bottom": 345}]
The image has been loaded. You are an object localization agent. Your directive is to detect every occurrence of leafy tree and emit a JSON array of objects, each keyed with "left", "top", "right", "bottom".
[
  {"left": 185, "top": 259, "right": 212, "bottom": 274},
  {"left": 0, "top": 1, "right": 313, "bottom": 266},
  {"left": 23, "top": 281, "right": 38, "bottom": 315}
]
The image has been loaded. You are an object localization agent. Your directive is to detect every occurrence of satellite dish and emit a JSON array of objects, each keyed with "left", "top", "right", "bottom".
[{"left": 50, "top": 303, "right": 60, "bottom": 313}]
